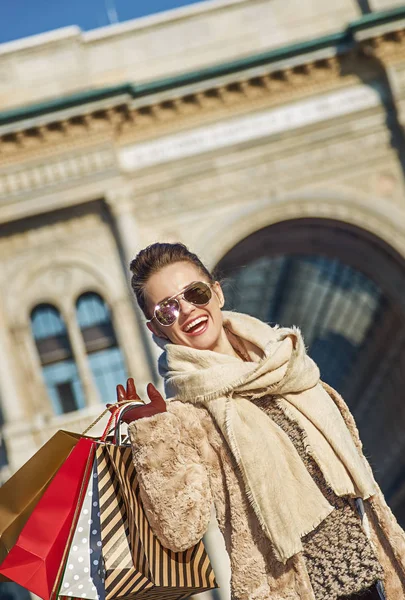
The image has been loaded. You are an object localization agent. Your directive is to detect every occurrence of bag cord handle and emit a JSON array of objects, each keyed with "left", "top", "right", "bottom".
[{"left": 82, "top": 400, "right": 137, "bottom": 439}]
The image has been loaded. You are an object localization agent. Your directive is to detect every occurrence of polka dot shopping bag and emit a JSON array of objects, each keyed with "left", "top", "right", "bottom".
[{"left": 59, "top": 461, "right": 105, "bottom": 600}]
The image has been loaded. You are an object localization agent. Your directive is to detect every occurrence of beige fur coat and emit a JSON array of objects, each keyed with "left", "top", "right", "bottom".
[{"left": 129, "top": 382, "right": 405, "bottom": 600}]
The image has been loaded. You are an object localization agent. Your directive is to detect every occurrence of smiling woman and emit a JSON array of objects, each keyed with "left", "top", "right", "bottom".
[
  {"left": 117, "top": 242, "right": 405, "bottom": 600},
  {"left": 130, "top": 243, "right": 245, "bottom": 357}
]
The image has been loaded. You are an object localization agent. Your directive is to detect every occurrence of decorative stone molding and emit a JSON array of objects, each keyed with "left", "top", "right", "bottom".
[
  {"left": 0, "top": 62, "right": 376, "bottom": 157},
  {"left": 0, "top": 28, "right": 404, "bottom": 177},
  {"left": 129, "top": 126, "right": 392, "bottom": 220},
  {"left": 358, "top": 28, "right": 405, "bottom": 63},
  {"left": 0, "top": 209, "right": 128, "bottom": 320},
  {"left": 0, "top": 145, "right": 116, "bottom": 200},
  {"left": 196, "top": 192, "right": 405, "bottom": 271},
  {"left": 4, "top": 255, "right": 126, "bottom": 326},
  {"left": 0, "top": 213, "right": 99, "bottom": 258},
  {"left": 118, "top": 83, "right": 384, "bottom": 173}
]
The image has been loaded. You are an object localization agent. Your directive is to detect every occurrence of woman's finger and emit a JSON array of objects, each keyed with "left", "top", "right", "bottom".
[
  {"left": 126, "top": 377, "right": 140, "bottom": 400},
  {"left": 116, "top": 383, "right": 127, "bottom": 402},
  {"left": 146, "top": 383, "right": 166, "bottom": 410}
]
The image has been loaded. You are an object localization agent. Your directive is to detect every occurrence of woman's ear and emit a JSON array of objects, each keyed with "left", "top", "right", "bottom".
[
  {"left": 213, "top": 281, "right": 225, "bottom": 308},
  {"left": 147, "top": 320, "right": 170, "bottom": 340},
  {"left": 146, "top": 321, "right": 156, "bottom": 335}
]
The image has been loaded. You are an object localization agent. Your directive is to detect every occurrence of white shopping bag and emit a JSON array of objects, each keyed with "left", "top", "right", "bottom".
[{"left": 59, "top": 461, "right": 105, "bottom": 599}]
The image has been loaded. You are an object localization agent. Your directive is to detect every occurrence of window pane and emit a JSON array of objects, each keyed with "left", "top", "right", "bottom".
[
  {"left": 31, "top": 305, "right": 66, "bottom": 339},
  {"left": 224, "top": 254, "right": 382, "bottom": 395},
  {"left": 31, "top": 304, "right": 84, "bottom": 416},
  {"left": 31, "top": 304, "right": 73, "bottom": 365},
  {"left": 42, "top": 360, "right": 85, "bottom": 415},
  {"left": 76, "top": 293, "right": 110, "bottom": 328},
  {"left": 76, "top": 292, "right": 118, "bottom": 354},
  {"left": 35, "top": 334, "right": 73, "bottom": 365},
  {"left": 87, "top": 347, "right": 128, "bottom": 404},
  {"left": 76, "top": 293, "right": 128, "bottom": 402}
]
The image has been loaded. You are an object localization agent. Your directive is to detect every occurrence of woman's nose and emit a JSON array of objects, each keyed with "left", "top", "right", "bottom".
[{"left": 178, "top": 296, "right": 195, "bottom": 315}]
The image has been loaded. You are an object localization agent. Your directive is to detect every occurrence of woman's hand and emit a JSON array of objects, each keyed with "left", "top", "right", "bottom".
[{"left": 112, "top": 377, "right": 166, "bottom": 423}]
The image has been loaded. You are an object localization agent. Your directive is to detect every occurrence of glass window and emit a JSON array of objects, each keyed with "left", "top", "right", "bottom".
[
  {"left": 30, "top": 304, "right": 85, "bottom": 415},
  {"left": 223, "top": 255, "right": 383, "bottom": 398},
  {"left": 76, "top": 293, "right": 128, "bottom": 403}
]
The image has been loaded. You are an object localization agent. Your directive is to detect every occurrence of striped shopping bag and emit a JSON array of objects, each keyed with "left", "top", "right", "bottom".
[{"left": 96, "top": 444, "right": 217, "bottom": 600}]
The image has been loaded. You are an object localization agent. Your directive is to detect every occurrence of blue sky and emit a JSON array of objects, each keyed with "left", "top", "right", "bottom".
[{"left": 0, "top": 0, "right": 205, "bottom": 45}]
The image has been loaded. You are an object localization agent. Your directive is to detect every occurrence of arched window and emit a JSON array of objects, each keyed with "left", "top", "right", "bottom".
[
  {"left": 31, "top": 304, "right": 85, "bottom": 414},
  {"left": 76, "top": 293, "right": 127, "bottom": 403}
]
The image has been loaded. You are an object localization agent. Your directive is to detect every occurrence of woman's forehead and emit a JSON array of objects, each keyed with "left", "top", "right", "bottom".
[{"left": 145, "top": 262, "right": 205, "bottom": 303}]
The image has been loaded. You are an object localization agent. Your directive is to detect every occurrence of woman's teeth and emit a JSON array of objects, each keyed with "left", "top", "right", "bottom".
[{"left": 184, "top": 316, "right": 208, "bottom": 332}]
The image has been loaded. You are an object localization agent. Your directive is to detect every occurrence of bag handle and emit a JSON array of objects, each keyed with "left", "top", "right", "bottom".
[
  {"left": 113, "top": 402, "right": 144, "bottom": 445},
  {"left": 82, "top": 400, "right": 138, "bottom": 440}
]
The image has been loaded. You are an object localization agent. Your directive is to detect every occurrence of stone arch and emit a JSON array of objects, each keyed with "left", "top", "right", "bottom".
[
  {"left": 196, "top": 190, "right": 405, "bottom": 271},
  {"left": 212, "top": 212, "right": 405, "bottom": 526},
  {"left": 5, "top": 250, "right": 127, "bottom": 328}
]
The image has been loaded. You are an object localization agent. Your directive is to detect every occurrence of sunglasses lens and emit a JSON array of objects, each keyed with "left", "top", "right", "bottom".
[
  {"left": 155, "top": 299, "right": 179, "bottom": 326},
  {"left": 184, "top": 282, "right": 212, "bottom": 305}
]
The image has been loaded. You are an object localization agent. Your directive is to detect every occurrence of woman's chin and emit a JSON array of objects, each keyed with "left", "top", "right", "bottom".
[{"left": 184, "top": 332, "right": 219, "bottom": 351}]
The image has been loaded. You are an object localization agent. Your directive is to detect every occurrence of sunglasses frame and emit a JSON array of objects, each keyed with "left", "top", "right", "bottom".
[{"left": 148, "top": 281, "right": 214, "bottom": 327}]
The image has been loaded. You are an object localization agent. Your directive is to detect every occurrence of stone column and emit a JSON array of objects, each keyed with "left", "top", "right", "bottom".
[
  {"left": 0, "top": 305, "right": 26, "bottom": 423},
  {"left": 110, "top": 296, "right": 154, "bottom": 387},
  {"left": 64, "top": 308, "right": 101, "bottom": 407},
  {"left": 0, "top": 303, "right": 46, "bottom": 469},
  {"left": 13, "top": 323, "right": 53, "bottom": 417},
  {"left": 106, "top": 189, "right": 158, "bottom": 381}
]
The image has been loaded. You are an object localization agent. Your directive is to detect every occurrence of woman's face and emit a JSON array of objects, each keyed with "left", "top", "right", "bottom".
[{"left": 144, "top": 261, "right": 226, "bottom": 351}]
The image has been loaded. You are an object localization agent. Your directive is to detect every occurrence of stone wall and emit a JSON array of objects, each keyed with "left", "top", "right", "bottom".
[{"left": 0, "top": 0, "right": 360, "bottom": 111}]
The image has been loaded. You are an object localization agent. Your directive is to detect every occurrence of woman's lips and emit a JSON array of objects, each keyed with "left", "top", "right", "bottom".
[{"left": 184, "top": 318, "right": 209, "bottom": 336}]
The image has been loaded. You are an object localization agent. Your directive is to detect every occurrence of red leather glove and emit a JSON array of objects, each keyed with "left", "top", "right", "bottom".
[{"left": 111, "top": 377, "right": 166, "bottom": 424}]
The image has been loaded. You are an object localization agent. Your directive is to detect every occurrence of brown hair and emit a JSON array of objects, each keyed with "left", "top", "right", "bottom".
[{"left": 130, "top": 242, "right": 214, "bottom": 317}]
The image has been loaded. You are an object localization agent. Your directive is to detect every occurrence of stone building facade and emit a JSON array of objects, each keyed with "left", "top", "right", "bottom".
[{"left": 1, "top": 0, "right": 405, "bottom": 597}]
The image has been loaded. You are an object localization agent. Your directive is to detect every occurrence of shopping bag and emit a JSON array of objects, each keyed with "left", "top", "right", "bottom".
[
  {"left": 58, "top": 404, "right": 142, "bottom": 600},
  {"left": 96, "top": 443, "right": 152, "bottom": 600},
  {"left": 0, "top": 437, "right": 95, "bottom": 600},
  {"left": 59, "top": 460, "right": 105, "bottom": 600},
  {"left": 96, "top": 443, "right": 217, "bottom": 600},
  {"left": 0, "top": 430, "right": 80, "bottom": 580}
]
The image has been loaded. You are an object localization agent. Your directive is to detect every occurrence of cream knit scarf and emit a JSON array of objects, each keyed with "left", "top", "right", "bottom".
[{"left": 156, "top": 311, "right": 376, "bottom": 563}]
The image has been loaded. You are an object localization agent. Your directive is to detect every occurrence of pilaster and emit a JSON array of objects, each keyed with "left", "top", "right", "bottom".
[
  {"left": 64, "top": 307, "right": 101, "bottom": 407},
  {"left": 106, "top": 188, "right": 159, "bottom": 381},
  {"left": 0, "top": 304, "right": 26, "bottom": 423}
]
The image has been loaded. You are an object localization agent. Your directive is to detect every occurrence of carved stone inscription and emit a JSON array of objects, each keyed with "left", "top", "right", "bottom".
[{"left": 119, "top": 84, "right": 383, "bottom": 172}]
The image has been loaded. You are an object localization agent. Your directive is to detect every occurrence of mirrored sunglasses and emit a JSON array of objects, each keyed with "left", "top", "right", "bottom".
[{"left": 149, "top": 281, "right": 213, "bottom": 327}]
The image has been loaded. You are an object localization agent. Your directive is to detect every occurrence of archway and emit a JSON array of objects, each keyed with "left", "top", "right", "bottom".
[{"left": 216, "top": 218, "right": 405, "bottom": 525}]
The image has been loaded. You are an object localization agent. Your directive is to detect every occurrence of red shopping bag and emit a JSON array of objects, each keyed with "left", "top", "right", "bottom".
[{"left": 0, "top": 437, "right": 95, "bottom": 600}]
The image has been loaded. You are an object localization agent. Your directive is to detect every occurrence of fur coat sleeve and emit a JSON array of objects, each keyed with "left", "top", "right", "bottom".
[
  {"left": 128, "top": 401, "right": 213, "bottom": 552},
  {"left": 322, "top": 382, "right": 405, "bottom": 597}
]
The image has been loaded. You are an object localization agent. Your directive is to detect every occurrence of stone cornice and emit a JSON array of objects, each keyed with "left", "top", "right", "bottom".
[
  {"left": 1, "top": 10, "right": 405, "bottom": 161},
  {"left": 0, "top": 145, "right": 116, "bottom": 202}
]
